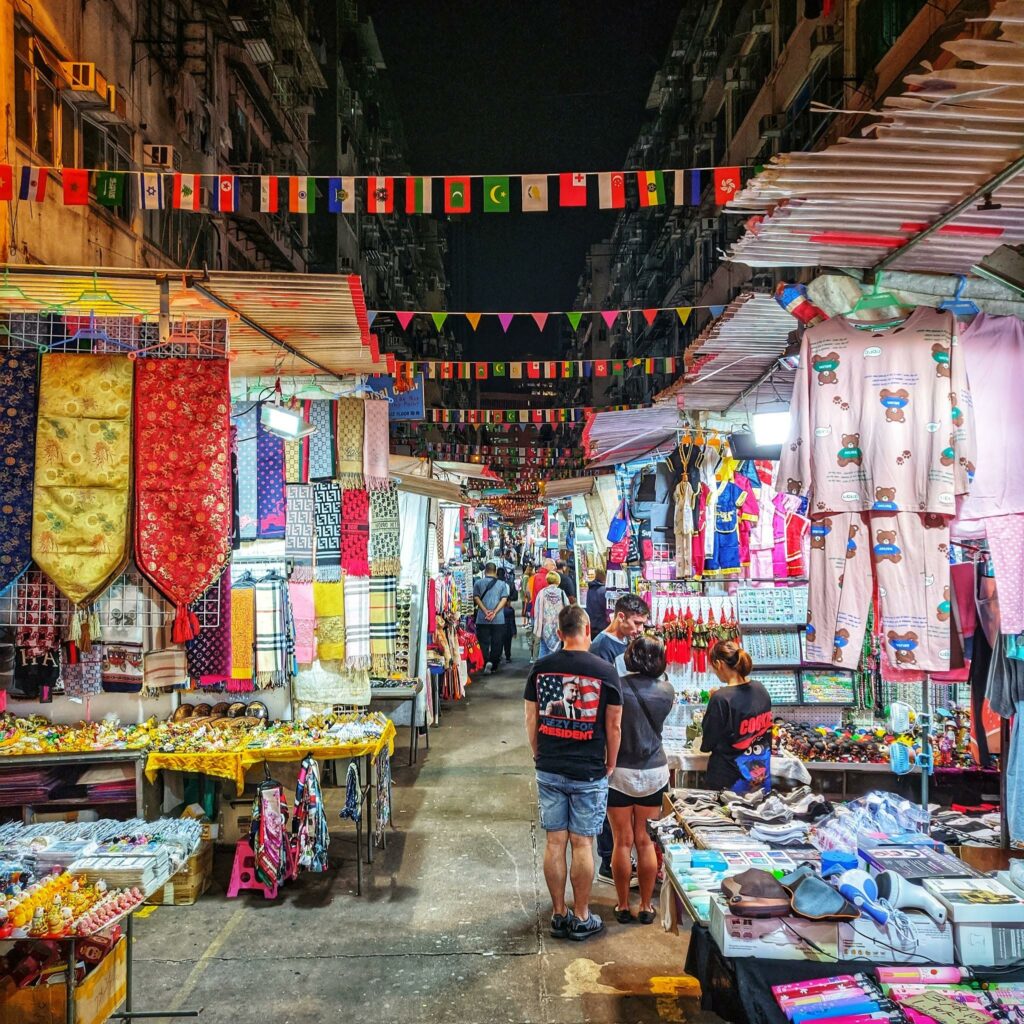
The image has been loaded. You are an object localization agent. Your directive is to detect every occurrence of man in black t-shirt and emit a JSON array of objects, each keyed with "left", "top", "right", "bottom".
[{"left": 524, "top": 605, "right": 622, "bottom": 942}]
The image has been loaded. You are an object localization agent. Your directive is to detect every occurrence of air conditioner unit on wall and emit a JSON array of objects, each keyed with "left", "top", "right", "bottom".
[
  {"left": 142, "top": 144, "right": 180, "bottom": 170},
  {"left": 60, "top": 61, "right": 96, "bottom": 91}
]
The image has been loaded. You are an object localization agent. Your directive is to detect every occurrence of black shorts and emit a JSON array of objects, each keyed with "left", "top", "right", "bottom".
[{"left": 607, "top": 784, "right": 667, "bottom": 808}]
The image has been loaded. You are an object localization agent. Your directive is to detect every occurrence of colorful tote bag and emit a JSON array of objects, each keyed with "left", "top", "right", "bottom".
[
  {"left": 32, "top": 354, "right": 133, "bottom": 612},
  {"left": 0, "top": 351, "right": 39, "bottom": 593},
  {"left": 134, "top": 358, "right": 231, "bottom": 642}
]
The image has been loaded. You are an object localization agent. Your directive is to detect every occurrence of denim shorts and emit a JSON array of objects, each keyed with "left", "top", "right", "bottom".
[{"left": 536, "top": 770, "right": 609, "bottom": 836}]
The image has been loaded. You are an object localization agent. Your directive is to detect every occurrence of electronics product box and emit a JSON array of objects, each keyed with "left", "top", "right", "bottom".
[
  {"left": 861, "top": 846, "right": 980, "bottom": 882},
  {"left": 837, "top": 912, "right": 954, "bottom": 964},
  {"left": 954, "top": 922, "right": 1024, "bottom": 967},
  {"left": 922, "top": 877, "right": 1024, "bottom": 924},
  {"left": 708, "top": 894, "right": 839, "bottom": 961}
]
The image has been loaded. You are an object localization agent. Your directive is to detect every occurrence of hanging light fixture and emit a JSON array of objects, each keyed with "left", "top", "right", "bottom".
[{"left": 260, "top": 379, "right": 317, "bottom": 440}]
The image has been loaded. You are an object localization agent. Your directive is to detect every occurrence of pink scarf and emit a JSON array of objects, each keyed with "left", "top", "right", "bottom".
[{"left": 362, "top": 399, "right": 390, "bottom": 491}]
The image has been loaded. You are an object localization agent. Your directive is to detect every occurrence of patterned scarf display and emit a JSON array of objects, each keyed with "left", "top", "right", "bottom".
[
  {"left": 0, "top": 351, "right": 38, "bottom": 593},
  {"left": 313, "top": 482, "right": 341, "bottom": 581},
  {"left": 292, "top": 662, "right": 370, "bottom": 709},
  {"left": 307, "top": 400, "right": 335, "bottom": 480},
  {"left": 284, "top": 439, "right": 302, "bottom": 484},
  {"left": 362, "top": 398, "right": 390, "bottom": 491},
  {"left": 99, "top": 580, "right": 144, "bottom": 693},
  {"left": 344, "top": 575, "right": 371, "bottom": 670},
  {"left": 14, "top": 574, "right": 60, "bottom": 696},
  {"left": 288, "top": 581, "right": 315, "bottom": 665},
  {"left": 135, "top": 358, "right": 231, "bottom": 642},
  {"left": 256, "top": 404, "right": 286, "bottom": 539},
  {"left": 142, "top": 648, "right": 188, "bottom": 696},
  {"left": 254, "top": 575, "right": 289, "bottom": 687},
  {"left": 32, "top": 354, "right": 133, "bottom": 614},
  {"left": 340, "top": 488, "right": 370, "bottom": 576},
  {"left": 187, "top": 571, "right": 232, "bottom": 687},
  {"left": 233, "top": 403, "right": 258, "bottom": 541},
  {"left": 230, "top": 580, "right": 256, "bottom": 692},
  {"left": 285, "top": 484, "right": 315, "bottom": 582},
  {"left": 63, "top": 646, "right": 103, "bottom": 697},
  {"left": 369, "top": 485, "right": 401, "bottom": 577},
  {"left": 334, "top": 397, "right": 364, "bottom": 487},
  {"left": 313, "top": 580, "right": 345, "bottom": 661},
  {"left": 369, "top": 576, "right": 398, "bottom": 675}
]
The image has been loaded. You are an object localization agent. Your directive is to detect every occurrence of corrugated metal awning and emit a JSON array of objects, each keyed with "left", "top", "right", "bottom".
[
  {"left": 584, "top": 404, "right": 681, "bottom": 469},
  {"left": 726, "top": 1, "right": 1024, "bottom": 274},
  {"left": 0, "top": 265, "right": 376, "bottom": 378},
  {"left": 655, "top": 293, "right": 795, "bottom": 412}
]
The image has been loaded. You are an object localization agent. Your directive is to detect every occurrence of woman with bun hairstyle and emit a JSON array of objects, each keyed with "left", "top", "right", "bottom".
[{"left": 701, "top": 640, "right": 773, "bottom": 794}]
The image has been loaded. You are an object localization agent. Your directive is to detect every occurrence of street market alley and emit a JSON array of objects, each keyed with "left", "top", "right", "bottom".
[{"left": 131, "top": 646, "right": 711, "bottom": 1024}]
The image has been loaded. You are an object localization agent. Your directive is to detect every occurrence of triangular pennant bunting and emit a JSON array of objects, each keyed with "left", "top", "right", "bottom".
[
  {"left": 566, "top": 312, "right": 584, "bottom": 331},
  {"left": 531, "top": 312, "right": 549, "bottom": 332},
  {"left": 367, "top": 311, "right": 378, "bottom": 328},
  {"left": 601, "top": 310, "right": 618, "bottom": 328},
  {"left": 465, "top": 313, "right": 482, "bottom": 331},
  {"left": 676, "top": 307, "right": 693, "bottom": 325},
  {"left": 642, "top": 308, "right": 658, "bottom": 326},
  {"left": 497, "top": 313, "right": 514, "bottom": 333},
  {"left": 431, "top": 312, "right": 448, "bottom": 331},
  {"left": 395, "top": 311, "right": 415, "bottom": 330}
]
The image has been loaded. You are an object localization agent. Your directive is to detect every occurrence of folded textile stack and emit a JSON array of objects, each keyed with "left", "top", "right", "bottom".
[
  {"left": 0, "top": 768, "right": 63, "bottom": 807},
  {"left": 69, "top": 849, "right": 170, "bottom": 890}
]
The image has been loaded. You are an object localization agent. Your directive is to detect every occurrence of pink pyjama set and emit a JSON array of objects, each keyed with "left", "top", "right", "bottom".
[{"left": 781, "top": 307, "right": 974, "bottom": 673}]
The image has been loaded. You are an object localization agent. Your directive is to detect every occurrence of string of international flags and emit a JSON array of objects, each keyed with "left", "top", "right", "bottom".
[
  {"left": 424, "top": 406, "right": 636, "bottom": 424},
  {"left": 0, "top": 164, "right": 750, "bottom": 213},
  {"left": 384, "top": 353, "right": 684, "bottom": 382}
]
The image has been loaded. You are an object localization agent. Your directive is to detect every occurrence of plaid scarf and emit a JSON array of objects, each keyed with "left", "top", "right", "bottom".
[
  {"left": 233, "top": 403, "right": 259, "bottom": 541},
  {"left": 314, "top": 482, "right": 342, "bottom": 581},
  {"left": 308, "top": 400, "right": 335, "bottom": 480},
  {"left": 369, "top": 576, "right": 398, "bottom": 676},
  {"left": 33, "top": 353, "right": 133, "bottom": 610},
  {"left": 0, "top": 351, "right": 38, "bottom": 594},
  {"left": 256, "top": 404, "right": 286, "bottom": 539},
  {"left": 369, "top": 484, "right": 401, "bottom": 577},
  {"left": 63, "top": 646, "right": 103, "bottom": 697},
  {"left": 344, "top": 575, "right": 371, "bottom": 670},
  {"left": 230, "top": 580, "right": 256, "bottom": 692},
  {"left": 254, "top": 575, "right": 290, "bottom": 688},
  {"left": 313, "top": 580, "right": 345, "bottom": 661},
  {"left": 143, "top": 648, "right": 188, "bottom": 696},
  {"left": 134, "top": 358, "right": 231, "bottom": 642},
  {"left": 340, "top": 488, "right": 370, "bottom": 576},
  {"left": 187, "top": 571, "right": 232, "bottom": 687},
  {"left": 363, "top": 398, "right": 390, "bottom": 491},
  {"left": 334, "top": 397, "right": 364, "bottom": 487},
  {"left": 288, "top": 580, "right": 315, "bottom": 665},
  {"left": 285, "top": 484, "right": 315, "bottom": 581}
]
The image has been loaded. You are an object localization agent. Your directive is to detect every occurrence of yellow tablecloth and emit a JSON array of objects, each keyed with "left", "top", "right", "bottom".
[{"left": 145, "top": 721, "right": 396, "bottom": 794}]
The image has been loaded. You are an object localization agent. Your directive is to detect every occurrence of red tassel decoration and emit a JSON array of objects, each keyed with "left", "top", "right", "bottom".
[{"left": 172, "top": 603, "right": 200, "bottom": 643}]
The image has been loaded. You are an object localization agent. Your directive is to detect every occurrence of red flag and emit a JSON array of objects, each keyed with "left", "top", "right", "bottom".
[
  {"left": 62, "top": 168, "right": 90, "bottom": 206},
  {"left": 531, "top": 409, "right": 543, "bottom": 423},
  {"left": 444, "top": 176, "right": 471, "bottom": 214},
  {"left": 0, "top": 164, "right": 12, "bottom": 201},
  {"left": 544, "top": 361, "right": 556, "bottom": 377},
  {"left": 559, "top": 172, "right": 588, "bottom": 207},
  {"left": 366, "top": 176, "right": 394, "bottom": 214},
  {"left": 441, "top": 362, "right": 453, "bottom": 379},
  {"left": 475, "top": 362, "right": 488, "bottom": 380},
  {"left": 642, "top": 308, "right": 658, "bottom": 326},
  {"left": 714, "top": 166, "right": 741, "bottom": 205},
  {"left": 386, "top": 353, "right": 396, "bottom": 374},
  {"left": 527, "top": 362, "right": 541, "bottom": 379},
  {"left": 593, "top": 359, "right": 609, "bottom": 377}
]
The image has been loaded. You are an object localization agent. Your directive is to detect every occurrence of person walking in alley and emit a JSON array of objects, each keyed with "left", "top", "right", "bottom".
[
  {"left": 524, "top": 605, "right": 622, "bottom": 941},
  {"left": 473, "top": 562, "right": 509, "bottom": 674},
  {"left": 533, "top": 571, "right": 569, "bottom": 658}
]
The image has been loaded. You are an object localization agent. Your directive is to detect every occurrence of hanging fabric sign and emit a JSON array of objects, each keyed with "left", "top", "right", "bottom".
[{"left": 0, "top": 351, "right": 39, "bottom": 593}]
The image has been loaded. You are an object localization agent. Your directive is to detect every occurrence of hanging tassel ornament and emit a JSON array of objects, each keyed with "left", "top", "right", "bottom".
[{"left": 172, "top": 602, "right": 201, "bottom": 644}]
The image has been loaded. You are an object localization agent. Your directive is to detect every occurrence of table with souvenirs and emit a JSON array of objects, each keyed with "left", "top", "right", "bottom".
[{"left": 652, "top": 787, "right": 1021, "bottom": 1024}]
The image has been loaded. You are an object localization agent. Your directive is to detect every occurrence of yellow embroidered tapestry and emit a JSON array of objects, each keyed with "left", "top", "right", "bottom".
[{"left": 32, "top": 354, "right": 133, "bottom": 607}]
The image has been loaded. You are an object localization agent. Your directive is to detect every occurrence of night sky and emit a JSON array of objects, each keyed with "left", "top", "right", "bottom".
[{"left": 368, "top": 0, "right": 682, "bottom": 363}]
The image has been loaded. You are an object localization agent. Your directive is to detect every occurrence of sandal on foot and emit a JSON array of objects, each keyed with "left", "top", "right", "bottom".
[
  {"left": 614, "top": 906, "right": 635, "bottom": 924},
  {"left": 637, "top": 907, "right": 657, "bottom": 924}
]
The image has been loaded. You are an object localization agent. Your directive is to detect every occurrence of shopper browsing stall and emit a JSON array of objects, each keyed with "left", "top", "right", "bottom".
[
  {"left": 534, "top": 571, "right": 569, "bottom": 657},
  {"left": 608, "top": 636, "right": 674, "bottom": 925},
  {"left": 701, "top": 640, "right": 773, "bottom": 793},
  {"left": 473, "top": 562, "right": 510, "bottom": 674},
  {"left": 524, "top": 605, "right": 622, "bottom": 941},
  {"left": 585, "top": 568, "right": 610, "bottom": 635}
]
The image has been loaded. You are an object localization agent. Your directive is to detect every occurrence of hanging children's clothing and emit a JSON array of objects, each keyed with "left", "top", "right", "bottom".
[{"left": 781, "top": 308, "right": 973, "bottom": 673}]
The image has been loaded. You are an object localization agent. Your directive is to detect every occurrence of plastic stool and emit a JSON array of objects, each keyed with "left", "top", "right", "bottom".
[{"left": 226, "top": 839, "right": 278, "bottom": 899}]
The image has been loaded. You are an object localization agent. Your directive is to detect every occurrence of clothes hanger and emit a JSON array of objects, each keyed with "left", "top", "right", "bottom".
[
  {"left": 0, "top": 323, "right": 47, "bottom": 351},
  {"left": 50, "top": 311, "right": 135, "bottom": 351},
  {"left": 44, "top": 272, "right": 151, "bottom": 317},
  {"left": 842, "top": 273, "right": 909, "bottom": 319},
  {"left": 939, "top": 276, "right": 981, "bottom": 317}
]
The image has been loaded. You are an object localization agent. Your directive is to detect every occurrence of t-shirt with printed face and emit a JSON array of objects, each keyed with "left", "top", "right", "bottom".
[{"left": 524, "top": 649, "right": 622, "bottom": 781}]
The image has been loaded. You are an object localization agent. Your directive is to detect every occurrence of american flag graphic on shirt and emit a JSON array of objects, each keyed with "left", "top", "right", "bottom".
[{"left": 535, "top": 673, "right": 603, "bottom": 740}]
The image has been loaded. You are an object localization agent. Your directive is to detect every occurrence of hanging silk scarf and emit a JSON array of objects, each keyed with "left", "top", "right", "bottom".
[
  {"left": 362, "top": 398, "right": 390, "bottom": 491},
  {"left": 307, "top": 400, "right": 335, "bottom": 480},
  {"left": 254, "top": 575, "right": 289, "bottom": 687},
  {"left": 284, "top": 439, "right": 302, "bottom": 484},
  {"left": 340, "top": 488, "right": 370, "bottom": 576},
  {"left": 344, "top": 575, "right": 371, "bottom": 670},
  {"left": 313, "top": 482, "right": 341, "bottom": 581},
  {"left": 32, "top": 354, "right": 133, "bottom": 621},
  {"left": 135, "top": 358, "right": 231, "bottom": 642},
  {"left": 293, "top": 755, "right": 329, "bottom": 872},
  {"left": 251, "top": 782, "right": 288, "bottom": 889},
  {"left": 313, "top": 580, "right": 345, "bottom": 661},
  {"left": 233, "top": 403, "right": 258, "bottom": 541},
  {"left": 99, "top": 578, "right": 145, "bottom": 693},
  {"left": 230, "top": 579, "right": 256, "bottom": 692},
  {"left": 14, "top": 575, "right": 60, "bottom": 698},
  {"left": 187, "top": 571, "right": 232, "bottom": 687},
  {"left": 334, "top": 397, "right": 364, "bottom": 487},
  {"left": 0, "top": 351, "right": 39, "bottom": 593},
  {"left": 288, "top": 581, "right": 315, "bottom": 665},
  {"left": 369, "top": 576, "right": 397, "bottom": 675},
  {"left": 369, "top": 484, "right": 401, "bottom": 577},
  {"left": 285, "top": 485, "right": 315, "bottom": 581},
  {"left": 256, "top": 404, "right": 286, "bottom": 539}
]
